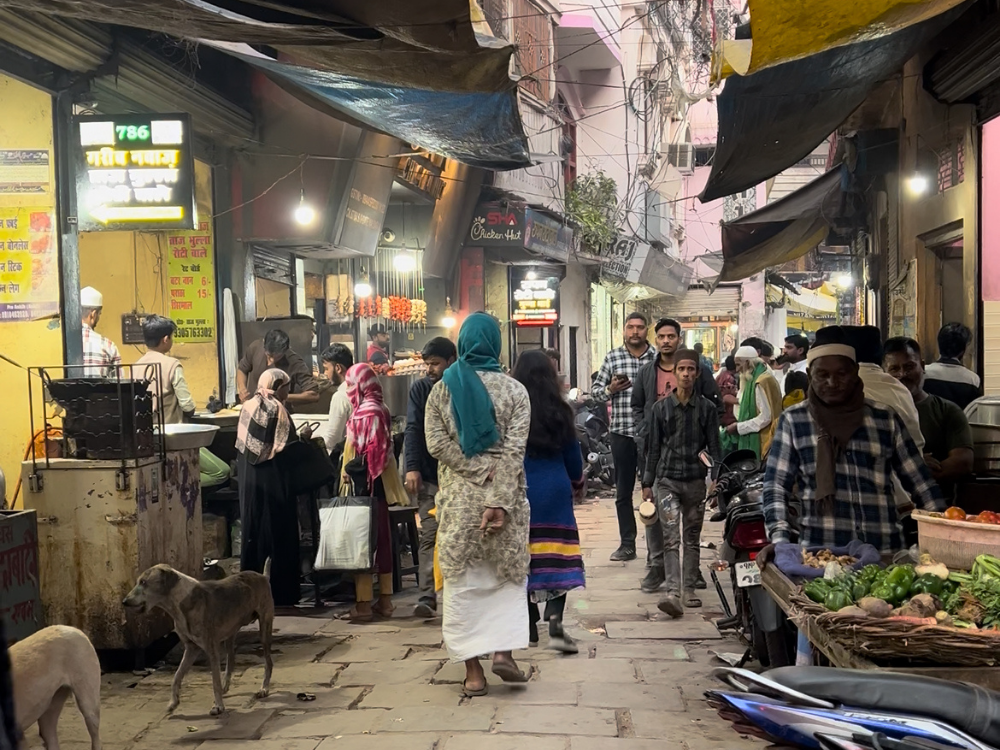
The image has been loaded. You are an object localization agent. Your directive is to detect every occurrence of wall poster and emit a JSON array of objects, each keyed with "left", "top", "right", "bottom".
[
  {"left": 0, "top": 206, "right": 58, "bottom": 321},
  {"left": 166, "top": 220, "right": 216, "bottom": 342}
]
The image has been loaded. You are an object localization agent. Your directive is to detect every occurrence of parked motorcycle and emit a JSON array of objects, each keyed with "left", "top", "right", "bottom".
[
  {"left": 704, "top": 449, "right": 794, "bottom": 668},
  {"left": 568, "top": 389, "right": 615, "bottom": 488},
  {"left": 708, "top": 666, "right": 1000, "bottom": 750}
]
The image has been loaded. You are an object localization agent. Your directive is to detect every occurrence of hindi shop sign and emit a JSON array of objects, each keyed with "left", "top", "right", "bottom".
[
  {"left": 75, "top": 114, "right": 196, "bottom": 232},
  {"left": 166, "top": 221, "right": 217, "bottom": 342},
  {"left": 469, "top": 202, "right": 525, "bottom": 246},
  {"left": 511, "top": 267, "right": 559, "bottom": 327}
]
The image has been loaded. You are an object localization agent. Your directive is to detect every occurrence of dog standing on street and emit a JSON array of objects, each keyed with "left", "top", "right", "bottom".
[
  {"left": 10, "top": 625, "right": 102, "bottom": 750},
  {"left": 123, "top": 563, "right": 274, "bottom": 716}
]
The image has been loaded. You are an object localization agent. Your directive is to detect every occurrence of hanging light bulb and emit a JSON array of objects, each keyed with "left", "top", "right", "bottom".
[
  {"left": 442, "top": 297, "right": 456, "bottom": 329},
  {"left": 526, "top": 268, "right": 538, "bottom": 280},
  {"left": 355, "top": 267, "right": 372, "bottom": 298},
  {"left": 393, "top": 247, "right": 417, "bottom": 273},
  {"left": 293, "top": 188, "right": 316, "bottom": 226}
]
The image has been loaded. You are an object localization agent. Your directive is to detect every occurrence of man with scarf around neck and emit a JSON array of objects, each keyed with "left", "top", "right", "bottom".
[
  {"left": 727, "top": 346, "right": 783, "bottom": 460},
  {"left": 762, "top": 326, "right": 944, "bottom": 555}
]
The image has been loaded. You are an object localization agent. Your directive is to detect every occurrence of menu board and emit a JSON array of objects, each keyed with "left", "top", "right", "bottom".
[
  {"left": 0, "top": 207, "right": 58, "bottom": 321},
  {"left": 166, "top": 220, "right": 216, "bottom": 342},
  {"left": 75, "top": 113, "right": 195, "bottom": 232},
  {"left": 511, "top": 267, "right": 560, "bottom": 328}
]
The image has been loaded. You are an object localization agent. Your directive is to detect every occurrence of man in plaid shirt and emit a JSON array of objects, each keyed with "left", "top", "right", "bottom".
[
  {"left": 591, "top": 312, "right": 655, "bottom": 561},
  {"left": 763, "top": 327, "right": 943, "bottom": 554},
  {"left": 80, "top": 286, "right": 121, "bottom": 378}
]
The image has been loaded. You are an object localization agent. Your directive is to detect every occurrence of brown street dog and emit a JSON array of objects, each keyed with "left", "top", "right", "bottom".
[
  {"left": 10, "top": 625, "right": 102, "bottom": 750},
  {"left": 123, "top": 563, "right": 274, "bottom": 716}
]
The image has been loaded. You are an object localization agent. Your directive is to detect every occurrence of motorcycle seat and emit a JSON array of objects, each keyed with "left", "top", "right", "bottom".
[{"left": 766, "top": 667, "right": 1000, "bottom": 747}]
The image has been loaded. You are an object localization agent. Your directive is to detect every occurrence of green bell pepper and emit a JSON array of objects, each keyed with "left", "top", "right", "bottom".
[
  {"left": 870, "top": 584, "right": 895, "bottom": 602},
  {"left": 852, "top": 581, "right": 869, "bottom": 601},
  {"left": 890, "top": 584, "right": 909, "bottom": 605},
  {"left": 909, "top": 574, "right": 945, "bottom": 597},
  {"left": 886, "top": 565, "right": 916, "bottom": 590},
  {"left": 804, "top": 580, "right": 831, "bottom": 603},
  {"left": 824, "top": 589, "right": 852, "bottom": 611}
]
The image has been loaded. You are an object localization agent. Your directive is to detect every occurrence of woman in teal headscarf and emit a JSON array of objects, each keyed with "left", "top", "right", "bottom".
[{"left": 426, "top": 312, "right": 533, "bottom": 697}]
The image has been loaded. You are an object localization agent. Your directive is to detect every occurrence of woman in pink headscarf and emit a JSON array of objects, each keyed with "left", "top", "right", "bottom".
[{"left": 342, "top": 363, "right": 409, "bottom": 622}]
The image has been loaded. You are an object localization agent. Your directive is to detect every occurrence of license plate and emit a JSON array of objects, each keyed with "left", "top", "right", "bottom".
[{"left": 735, "top": 560, "right": 761, "bottom": 588}]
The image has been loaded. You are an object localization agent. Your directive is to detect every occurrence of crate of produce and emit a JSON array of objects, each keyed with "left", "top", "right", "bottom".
[{"left": 913, "top": 509, "right": 1000, "bottom": 571}]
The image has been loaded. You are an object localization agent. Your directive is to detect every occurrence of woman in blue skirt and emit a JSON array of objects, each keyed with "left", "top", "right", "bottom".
[{"left": 512, "top": 350, "right": 586, "bottom": 654}]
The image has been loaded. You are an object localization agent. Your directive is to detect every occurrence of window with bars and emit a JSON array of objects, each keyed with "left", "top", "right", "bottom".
[
  {"left": 937, "top": 140, "right": 965, "bottom": 192},
  {"left": 510, "top": 0, "right": 552, "bottom": 102}
]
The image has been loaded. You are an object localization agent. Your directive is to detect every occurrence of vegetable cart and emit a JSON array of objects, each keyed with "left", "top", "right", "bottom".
[{"left": 759, "top": 564, "right": 1000, "bottom": 689}]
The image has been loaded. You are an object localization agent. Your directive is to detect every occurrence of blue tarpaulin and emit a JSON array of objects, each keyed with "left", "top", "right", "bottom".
[{"left": 216, "top": 45, "right": 530, "bottom": 170}]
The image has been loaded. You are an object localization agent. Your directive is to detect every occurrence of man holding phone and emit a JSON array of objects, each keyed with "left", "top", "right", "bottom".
[{"left": 592, "top": 312, "right": 655, "bottom": 561}]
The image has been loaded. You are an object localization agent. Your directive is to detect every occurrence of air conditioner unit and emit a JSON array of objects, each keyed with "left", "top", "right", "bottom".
[{"left": 664, "top": 143, "right": 695, "bottom": 174}]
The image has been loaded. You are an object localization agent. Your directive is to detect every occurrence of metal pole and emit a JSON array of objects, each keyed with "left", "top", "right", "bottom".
[{"left": 54, "top": 90, "right": 82, "bottom": 366}]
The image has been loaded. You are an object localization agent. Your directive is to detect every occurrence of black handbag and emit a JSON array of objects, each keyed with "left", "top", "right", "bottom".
[{"left": 281, "top": 422, "right": 336, "bottom": 495}]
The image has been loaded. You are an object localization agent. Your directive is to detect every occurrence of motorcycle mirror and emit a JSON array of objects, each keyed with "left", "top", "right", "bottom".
[{"left": 699, "top": 451, "right": 714, "bottom": 468}]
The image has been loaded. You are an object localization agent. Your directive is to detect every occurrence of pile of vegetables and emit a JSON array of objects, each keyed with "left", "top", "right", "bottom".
[
  {"left": 802, "top": 548, "right": 857, "bottom": 569},
  {"left": 930, "top": 506, "right": 1000, "bottom": 525},
  {"left": 802, "top": 553, "right": 1000, "bottom": 630}
]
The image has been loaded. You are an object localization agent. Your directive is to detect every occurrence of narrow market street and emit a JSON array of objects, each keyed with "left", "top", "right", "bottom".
[{"left": 26, "top": 497, "right": 759, "bottom": 750}]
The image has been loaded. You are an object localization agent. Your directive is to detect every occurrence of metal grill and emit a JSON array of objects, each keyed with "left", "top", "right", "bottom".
[
  {"left": 937, "top": 140, "right": 965, "bottom": 192},
  {"left": 510, "top": 0, "right": 551, "bottom": 101}
]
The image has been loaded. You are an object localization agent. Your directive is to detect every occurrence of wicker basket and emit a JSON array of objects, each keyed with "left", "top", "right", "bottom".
[
  {"left": 913, "top": 510, "right": 1000, "bottom": 571},
  {"left": 789, "top": 592, "right": 1000, "bottom": 667}
]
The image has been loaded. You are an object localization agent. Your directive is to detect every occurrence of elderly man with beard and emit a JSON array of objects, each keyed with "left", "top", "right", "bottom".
[
  {"left": 726, "top": 345, "right": 783, "bottom": 461},
  {"left": 761, "top": 326, "right": 943, "bottom": 555}
]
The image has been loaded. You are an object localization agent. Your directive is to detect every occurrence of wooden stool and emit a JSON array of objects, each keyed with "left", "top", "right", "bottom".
[{"left": 388, "top": 505, "right": 420, "bottom": 594}]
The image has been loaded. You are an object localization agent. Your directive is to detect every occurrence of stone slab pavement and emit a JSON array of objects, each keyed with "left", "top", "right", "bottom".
[{"left": 24, "top": 496, "right": 761, "bottom": 750}]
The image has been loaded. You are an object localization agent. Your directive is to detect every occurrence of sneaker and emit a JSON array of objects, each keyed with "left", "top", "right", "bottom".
[
  {"left": 547, "top": 618, "right": 579, "bottom": 654},
  {"left": 640, "top": 568, "right": 666, "bottom": 593},
  {"left": 610, "top": 545, "right": 637, "bottom": 562},
  {"left": 657, "top": 594, "right": 684, "bottom": 618},
  {"left": 413, "top": 598, "right": 437, "bottom": 618}
]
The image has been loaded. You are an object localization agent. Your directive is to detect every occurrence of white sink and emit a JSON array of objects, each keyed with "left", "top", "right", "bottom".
[{"left": 157, "top": 423, "right": 220, "bottom": 451}]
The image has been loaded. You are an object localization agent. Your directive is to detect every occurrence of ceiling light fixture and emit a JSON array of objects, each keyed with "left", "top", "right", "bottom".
[
  {"left": 906, "top": 174, "right": 930, "bottom": 196},
  {"left": 354, "top": 267, "right": 372, "bottom": 298},
  {"left": 442, "top": 297, "right": 456, "bottom": 329}
]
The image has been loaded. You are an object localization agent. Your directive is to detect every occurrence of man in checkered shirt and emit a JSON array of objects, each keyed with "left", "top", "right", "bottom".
[
  {"left": 591, "top": 312, "right": 655, "bottom": 561},
  {"left": 80, "top": 286, "right": 121, "bottom": 378},
  {"left": 763, "top": 326, "right": 943, "bottom": 555}
]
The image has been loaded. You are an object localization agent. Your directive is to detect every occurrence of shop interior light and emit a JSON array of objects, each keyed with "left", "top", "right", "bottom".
[
  {"left": 906, "top": 174, "right": 930, "bottom": 196},
  {"left": 293, "top": 189, "right": 316, "bottom": 226},
  {"left": 728, "top": 322, "right": 738, "bottom": 333},
  {"left": 393, "top": 249, "right": 417, "bottom": 273},
  {"left": 526, "top": 268, "right": 538, "bottom": 280},
  {"left": 836, "top": 273, "right": 854, "bottom": 289},
  {"left": 355, "top": 268, "right": 372, "bottom": 298},
  {"left": 442, "top": 297, "right": 456, "bottom": 329}
]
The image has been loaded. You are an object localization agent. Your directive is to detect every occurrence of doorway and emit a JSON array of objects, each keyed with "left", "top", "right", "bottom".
[{"left": 934, "top": 239, "right": 964, "bottom": 329}]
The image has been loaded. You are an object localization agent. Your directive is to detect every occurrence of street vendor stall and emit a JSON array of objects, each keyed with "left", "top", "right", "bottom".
[{"left": 761, "top": 527, "right": 1000, "bottom": 689}]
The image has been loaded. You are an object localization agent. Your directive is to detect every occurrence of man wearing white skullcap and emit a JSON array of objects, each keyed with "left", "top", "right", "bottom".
[
  {"left": 727, "top": 344, "right": 783, "bottom": 460},
  {"left": 80, "top": 286, "right": 121, "bottom": 378}
]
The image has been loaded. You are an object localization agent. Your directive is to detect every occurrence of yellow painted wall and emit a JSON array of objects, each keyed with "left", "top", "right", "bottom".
[
  {"left": 78, "top": 160, "right": 220, "bottom": 404},
  {"left": 0, "top": 75, "right": 61, "bottom": 502}
]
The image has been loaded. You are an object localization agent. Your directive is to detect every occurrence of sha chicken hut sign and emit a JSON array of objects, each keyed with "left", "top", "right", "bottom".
[{"left": 74, "top": 114, "right": 196, "bottom": 232}]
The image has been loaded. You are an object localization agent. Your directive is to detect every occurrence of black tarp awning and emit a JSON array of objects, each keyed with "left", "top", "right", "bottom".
[
  {"left": 700, "top": 2, "right": 971, "bottom": 202},
  {"left": 718, "top": 166, "right": 844, "bottom": 282}
]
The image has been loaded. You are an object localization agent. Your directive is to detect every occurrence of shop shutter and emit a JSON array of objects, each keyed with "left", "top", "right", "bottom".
[
  {"left": 649, "top": 285, "right": 742, "bottom": 320},
  {"left": 0, "top": 12, "right": 253, "bottom": 143},
  {"left": 252, "top": 245, "right": 294, "bottom": 286},
  {"left": 926, "top": 12, "right": 1000, "bottom": 107}
]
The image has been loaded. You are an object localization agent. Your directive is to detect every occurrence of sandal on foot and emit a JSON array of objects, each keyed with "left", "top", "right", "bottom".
[
  {"left": 461, "top": 680, "right": 489, "bottom": 697},
  {"left": 337, "top": 607, "right": 373, "bottom": 623},
  {"left": 371, "top": 603, "right": 395, "bottom": 618},
  {"left": 491, "top": 662, "right": 533, "bottom": 683}
]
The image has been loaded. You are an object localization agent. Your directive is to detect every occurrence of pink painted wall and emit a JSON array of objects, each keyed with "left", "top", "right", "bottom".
[{"left": 983, "top": 118, "right": 1000, "bottom": 301}]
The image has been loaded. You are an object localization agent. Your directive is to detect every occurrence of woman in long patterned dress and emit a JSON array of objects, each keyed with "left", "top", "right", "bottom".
[
  {"left": 512, "top": 350, "right": 586, "bottom": 654},
  {"left": 425, "top": 312, "right": 531, "bottom": 697}
]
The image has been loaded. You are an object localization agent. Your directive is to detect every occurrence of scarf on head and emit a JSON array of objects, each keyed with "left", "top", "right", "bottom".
[
  {"left": 345, "top": 363, "right": 393, "bottom": 485},
  {"left": 236, "top": 368, "right": 292, "bottom": 464},
  {"left": 808, "top": 377, "right": 866, "bottom": 512},
  {"left": 441, "top": 312, "right": 502, "bottom": 457}
]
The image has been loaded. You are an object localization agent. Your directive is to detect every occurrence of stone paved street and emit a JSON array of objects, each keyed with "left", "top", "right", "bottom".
[{"left": 26, "top": 498, "right": 761, "bottom": 750}]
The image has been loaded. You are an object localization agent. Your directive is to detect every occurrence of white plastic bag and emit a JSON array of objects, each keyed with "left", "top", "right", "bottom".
[{"left": 314, "top": 496, "right": 376, "bottom": 572}]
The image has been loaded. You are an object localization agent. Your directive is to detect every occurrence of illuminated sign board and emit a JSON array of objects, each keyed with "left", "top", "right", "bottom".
[
  {"left": 511, "top": 267, "right": 559, "bottom": 327},
  {"left": 74, "top": 114, "right": 195, "bottom": 232}
]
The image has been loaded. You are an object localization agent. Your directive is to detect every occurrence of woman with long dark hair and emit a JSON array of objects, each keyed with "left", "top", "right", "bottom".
[{"left": 512, "top": 349, "right": 586, "bottom": 653}]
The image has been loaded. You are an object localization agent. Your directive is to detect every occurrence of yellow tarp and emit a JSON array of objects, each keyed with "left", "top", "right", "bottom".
[
  {"left": 766, "top": 284, "right": 838, "bottom": 315},
  {"left": 714, "top": 0, "right": 966, "bottom": 81}
]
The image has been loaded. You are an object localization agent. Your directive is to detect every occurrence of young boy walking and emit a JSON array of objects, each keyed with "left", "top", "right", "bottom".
[{"left": 640, "top": 349, "right": 720, "bottom": 618}]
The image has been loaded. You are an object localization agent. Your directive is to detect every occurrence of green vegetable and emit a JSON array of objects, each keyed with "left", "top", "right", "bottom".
[
  {"left": 909, "top": 574, "right": 945, "bottom": 597},
  {"left": 887, "top": 565, "right": 916, "bottom": 590},
  {"left": 890, "top": 584, "right": 910, "bottom": 605},
  {"left": 804, "top": 580, "right": 831, "bottom": 603},
  {"left": 825, "top": 590, "right": 852, "bottom": 611},
  {"left": 859, "top": 564, "right": 882, "bottom": 583},
  {"left": 852, "top": 582, "right": 869, "bottom": 601},
  {"left": 869, "top": 584, "right": 895, "bottom": 603}
]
